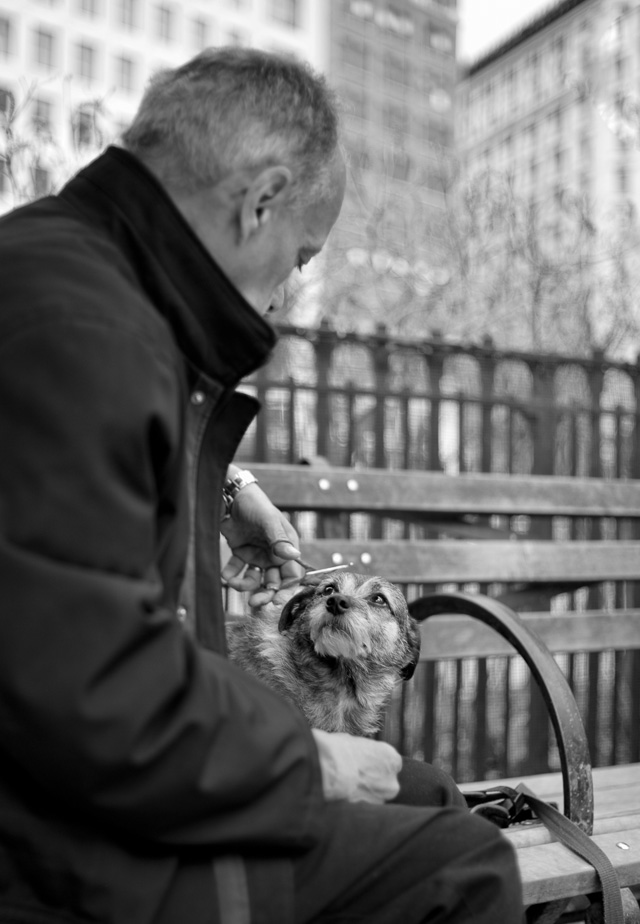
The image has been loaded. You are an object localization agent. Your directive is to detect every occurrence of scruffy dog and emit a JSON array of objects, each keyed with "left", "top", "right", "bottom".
[{"left": 226, "top": 572, "right": 421, "bottom": 737}]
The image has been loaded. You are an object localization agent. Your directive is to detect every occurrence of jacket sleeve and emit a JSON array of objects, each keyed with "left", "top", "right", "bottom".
[{"left": 0, "top": 315, "right": 325, "bottom": 851}]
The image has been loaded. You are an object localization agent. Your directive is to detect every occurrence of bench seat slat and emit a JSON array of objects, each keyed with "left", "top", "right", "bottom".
[
  {"left": 506, "top": 813, "right": 640, "bottom": 849},
  {"left": 518, "top": 829, "right": 640, "bottom": 905},
  {"left": 297, "top": 539, "right": 640, "bottom": 584},
  {"left": 462, "top": 764, "right": 640, "bottom": 804}
]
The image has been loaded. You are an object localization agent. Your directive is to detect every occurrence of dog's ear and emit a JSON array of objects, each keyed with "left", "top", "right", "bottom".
[
  {"left": 278, "top": 586, "right": 316, "bottom": 633},
  {"left": 400, "top": 616, "right": 421, "bottom": 680}
]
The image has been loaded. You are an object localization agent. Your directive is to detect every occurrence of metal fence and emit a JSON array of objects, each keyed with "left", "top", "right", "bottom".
[
  {"left": 236, "top": 322, "right": 640, "bottom": 479},
  {"left": 234, "top": 322, "right": 640, "bottom": 782}
]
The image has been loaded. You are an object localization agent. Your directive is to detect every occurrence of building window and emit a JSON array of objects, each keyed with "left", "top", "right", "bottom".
[
  {"left": 34, "top": 28, "right": 56, "bottom": 70},
  {"left": 339, "top": 85, "right": 367, "bottom": 120},
  {"left": 0, "top": 155, "right": 8, "bottom": 194},
  {"left": 114, "top": 55, "right": 135, "bottom": 92},
  {"left": 349, "top": 0, "right": 374, "bottom": 18},
  {"left": 0, "top": 86, "right": 14, "bottom": 120},
  {"left": 554, "top": 35, "right": 565, "bottom": 75},
  {"left": 227, "top": 30, "right": 246, "bottom": 46},
  {"left": 32, "top": 97, "right": 53, "bottom": 132},
  {"left": 423, "top": 119, "right": 452, "bottom": 147},
  {"left": 388, "top": 149, "right": 411, "bottom": 181},
  {"left": 429, "top": 87, "right": 452, "bottom": 113},
  {"left": 269, "top": 0, "right": 300, "bottom": 27},
  {"left": 156, "top": 4, "right": 174, "bottom": 41},
  {"left": 192, "top": 17, "right": 208, "bottom": 50},
  {"left": 72, "top": 104, "right": 103, "bottom": 148},
  {"left": 0, "top": 16, "right": 12, "bottom": 58},
  {"left": 383, "top": 52, "right": 410, "bottom": 86},
  {"left": 531, "top": 52, "right": 540, "bottom": 95},
  {"left": 78, "top": 0, "right": 98, "bottom": 16},
  {"left": 118, "top": 0, "right": 137, "bottom": 29},
  {"left": 618, "top": 167, "right": 628, "bottom": 195},
  {"left": 33, "top": 164, "right": 51, "bottom": 198},
  {"left": 341, "top": 35, "right": 368, "bottom": 70},
  {"left": 427, "top": 26, "right": 453, "bottom": 54},
  {"left": 382, "top": 102, "right": 408, "bottom": 135},
  {"left": 77, "top": 42, "right": 96, "bottom": 81}
]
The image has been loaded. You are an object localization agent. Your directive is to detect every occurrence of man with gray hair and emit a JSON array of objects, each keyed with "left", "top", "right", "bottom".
[{"left": 0, "top": 47, "right": 523, "bottom": 923}]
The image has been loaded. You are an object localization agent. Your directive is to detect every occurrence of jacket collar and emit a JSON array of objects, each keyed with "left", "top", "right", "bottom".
[{"left": 59, "top": 146, "right": 277, "bottom": 386}]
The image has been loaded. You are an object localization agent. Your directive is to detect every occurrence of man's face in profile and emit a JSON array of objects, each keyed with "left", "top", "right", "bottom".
[{"left": 240, "top": 153, "right": 347, "bottom": 317}]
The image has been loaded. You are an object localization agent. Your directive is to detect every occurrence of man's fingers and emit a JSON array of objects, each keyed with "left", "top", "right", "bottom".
[
  {"left": 224, "top": 562, "right": 263, "bottom": 592},
  {"left": 270, "top": 539, "right": 302, "bottom": 561}
]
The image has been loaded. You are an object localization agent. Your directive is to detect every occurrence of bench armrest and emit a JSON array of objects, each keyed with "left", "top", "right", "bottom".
[{"left": 409, "top": 591, "right": 594, "bottom": 834}]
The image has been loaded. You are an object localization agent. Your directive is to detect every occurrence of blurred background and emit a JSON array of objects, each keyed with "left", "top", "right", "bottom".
[{"left": 3, "top": 0, "right": 640, "bottom": 356}]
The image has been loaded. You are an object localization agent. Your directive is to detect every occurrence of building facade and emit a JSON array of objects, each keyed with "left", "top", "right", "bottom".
[
  {"left": 457, "top": 0, "right": 640, "bottom": 218},
  {"left": 315, "top": 0, "right": 458, "bottom": 332}
]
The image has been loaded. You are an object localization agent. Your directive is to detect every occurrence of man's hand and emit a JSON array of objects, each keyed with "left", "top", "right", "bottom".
[
  {"left": 220, "top": 481, "right": 305, "bottom": 606},
  {"left": 311, "top": 729, "right": 402, "bottom": 804}
]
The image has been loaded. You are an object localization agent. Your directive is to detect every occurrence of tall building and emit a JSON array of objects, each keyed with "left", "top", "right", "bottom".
[
  {"left": 315, "top": 0, "right": 458, "bottom": 331},
  {"left": 456, "top": 0, "right": 639, "bottom": 218}
]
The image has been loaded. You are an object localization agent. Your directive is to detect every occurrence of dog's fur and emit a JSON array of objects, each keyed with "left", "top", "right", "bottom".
[{"left": 226, "top": 572, "right": 421, "bottom": 736}]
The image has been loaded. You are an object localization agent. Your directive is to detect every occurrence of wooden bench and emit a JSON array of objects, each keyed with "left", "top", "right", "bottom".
[{"left": 248, "top": 462, "right": 640, "bottom": 923}]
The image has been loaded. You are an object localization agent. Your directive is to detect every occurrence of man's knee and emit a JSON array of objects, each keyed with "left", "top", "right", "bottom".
[
  {"left": 424, "top": 808, "right": 524, "bottom": 922},
  {"left": 392, "top": 757, "right": 468, "bottom": 808}
]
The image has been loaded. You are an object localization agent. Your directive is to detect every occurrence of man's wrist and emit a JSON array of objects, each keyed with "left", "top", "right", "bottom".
[{"left": 221, "top": 468, "right": 259, "bottom": 519}]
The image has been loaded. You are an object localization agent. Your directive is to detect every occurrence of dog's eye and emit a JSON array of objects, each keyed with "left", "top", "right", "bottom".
[
  {"left": 321, "top": 584, "right": 337, "bottom": 596},
  {"left": 370, "top": 593, "right": 390, "bottom": 608}
]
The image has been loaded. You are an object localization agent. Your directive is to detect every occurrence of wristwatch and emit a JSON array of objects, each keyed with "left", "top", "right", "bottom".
[{"left": 221, "top": 469, "right": 259, "bottom": 519}]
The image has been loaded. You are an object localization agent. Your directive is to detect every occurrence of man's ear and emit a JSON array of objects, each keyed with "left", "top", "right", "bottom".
[{"left": 239, "top": 165, "right": 293, "bottom": 243}]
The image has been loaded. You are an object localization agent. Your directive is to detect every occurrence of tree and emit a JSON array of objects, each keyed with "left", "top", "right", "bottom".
[
  {"left": 0, "top": 77, "right": 114, "bottom": 213},
  {"left": 287, "top": 142, "right": 640, "bottom": 360}
]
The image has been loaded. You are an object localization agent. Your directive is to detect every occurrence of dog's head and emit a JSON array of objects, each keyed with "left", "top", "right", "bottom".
[{"left": 278, "top": 572, "right": 421, "bottom": 680}]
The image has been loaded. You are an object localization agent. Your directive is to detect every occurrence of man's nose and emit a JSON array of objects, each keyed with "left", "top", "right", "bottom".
[
  {"left": 269, "top": 284, "right": 286, "bottom": 314},
  {"left": 326, "top": 594, "right": 351, "bottom": 616}
]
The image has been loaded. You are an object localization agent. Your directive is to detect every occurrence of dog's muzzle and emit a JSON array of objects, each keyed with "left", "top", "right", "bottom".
[{"left": 325, "top": 594, "right": 351, "bottom": 616}]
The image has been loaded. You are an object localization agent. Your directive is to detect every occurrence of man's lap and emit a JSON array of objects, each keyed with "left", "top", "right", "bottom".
[{"left": 292, "top": 797, "right": 523, "bottom": 923}]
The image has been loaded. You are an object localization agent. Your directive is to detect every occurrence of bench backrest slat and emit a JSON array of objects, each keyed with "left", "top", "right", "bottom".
[
  {"left": 252, "top": 464, "right": 640, "bottom": 518},
  {"left": 297, "top": 538, "right": 640, "bottom": 585},
  {"left": 419, "top": 610, "right": 640, "bottom": 659}
]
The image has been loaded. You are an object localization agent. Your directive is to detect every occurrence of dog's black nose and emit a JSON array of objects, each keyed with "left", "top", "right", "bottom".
[{"left": 325, "top": 593, "right": 351, "bottom": 616}]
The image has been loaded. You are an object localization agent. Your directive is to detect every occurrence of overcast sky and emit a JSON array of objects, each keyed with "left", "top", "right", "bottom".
[{"left": 457, "top": 0, "right": 558, "bottom": 61}]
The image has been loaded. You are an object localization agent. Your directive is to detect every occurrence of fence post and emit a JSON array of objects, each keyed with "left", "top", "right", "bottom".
[
  {"left": 480, "top": 336, "right": 496, "bottom": 473},
  {"left": 525, "top": 360, "right": 557, "bottom": 772},
  {"left": 315, "top": 320, "right": 334, "bottom": 462},
  {"left": 588, "top": 350, "right": 605, "bottom": 478},
  {"left": 531, "top": 360, "right": 556, "bottom": 476},
  {"left": 632, "top": 355, "right": 640, "bottom": 761},
  {"left": 427, "top": 333, "right": 445, "bottom": 472},
  {"left": 585, "top": 351, "right": 606, "bottom": 763},
  {"left": 373, "top": 323, "right": 390, "bottom": 470},
  {"left": 254, "top": 363, "right": 269, "bottom": 462}
]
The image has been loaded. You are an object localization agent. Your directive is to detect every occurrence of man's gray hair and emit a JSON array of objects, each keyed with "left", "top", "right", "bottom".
[{"left": 122, "top": 46, "right": 341, "bottom": 206}]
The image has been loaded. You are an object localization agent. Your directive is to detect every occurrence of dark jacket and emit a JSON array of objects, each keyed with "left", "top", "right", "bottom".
[{"left": 0, "top": 147, "right": 324, "bottom": 924}]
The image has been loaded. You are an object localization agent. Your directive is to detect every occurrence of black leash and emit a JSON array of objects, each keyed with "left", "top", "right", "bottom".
[
  {"left": 516, "top": 783, "right": 625, "bottom": 924},
  {"left": 465, "top": 784, "right": 626, "bottom": 924}
]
